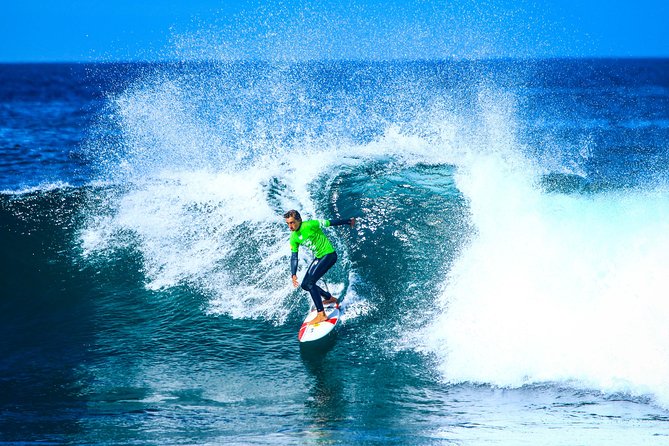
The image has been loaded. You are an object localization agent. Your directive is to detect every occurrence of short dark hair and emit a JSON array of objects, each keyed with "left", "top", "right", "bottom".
[{"left": 283, "top": 209, "right": 302, "bottom": 220}]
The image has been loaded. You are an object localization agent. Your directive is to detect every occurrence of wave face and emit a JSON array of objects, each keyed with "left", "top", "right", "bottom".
[
  {"left": 2, "top": 60, "right": 669, "bottom": 443},
  {"left": 80, "top": 60, "right": 669, "bottom": 404}
]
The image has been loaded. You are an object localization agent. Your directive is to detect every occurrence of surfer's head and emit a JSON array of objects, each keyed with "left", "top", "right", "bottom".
[{"left": 284, "top": 209, "right": 302, "bottom": 231}]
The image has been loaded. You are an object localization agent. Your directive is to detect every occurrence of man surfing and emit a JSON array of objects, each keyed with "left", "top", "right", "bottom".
[{"left": 284, "top": 210, "right": 356, "bottom": 325}]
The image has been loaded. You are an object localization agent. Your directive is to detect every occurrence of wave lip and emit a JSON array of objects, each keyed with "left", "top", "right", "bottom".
[{"left": 1, "top": 181, "right": 75, "bottom": 196}]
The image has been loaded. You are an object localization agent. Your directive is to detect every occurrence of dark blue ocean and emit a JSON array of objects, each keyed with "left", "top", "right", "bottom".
[{"left": 2, "top": 59, "right": 669, "bottom": 444}]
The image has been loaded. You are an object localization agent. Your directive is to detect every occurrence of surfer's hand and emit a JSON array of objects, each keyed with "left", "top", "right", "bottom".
[{"left": 291, "top": 275, "right": 299, "bottom": 288}]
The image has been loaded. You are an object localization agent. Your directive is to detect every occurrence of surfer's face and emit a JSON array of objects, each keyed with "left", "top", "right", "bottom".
[{"left": 285, "top": 217, "right": 301, "bottom": 231}]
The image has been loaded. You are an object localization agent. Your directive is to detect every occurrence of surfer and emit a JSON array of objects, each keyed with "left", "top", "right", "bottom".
[{"left": 284, "top": 209, "right": 356, "bottom": 325}]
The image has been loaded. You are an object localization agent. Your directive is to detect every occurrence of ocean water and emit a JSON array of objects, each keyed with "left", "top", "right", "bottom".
[{"left": 1, "top": 59, "right": 669, "bottom": 444}]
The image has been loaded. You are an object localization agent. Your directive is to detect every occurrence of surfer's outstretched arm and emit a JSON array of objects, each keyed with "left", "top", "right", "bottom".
[{"left": 329, "top": 217, "right": 356, "bottom": 228}]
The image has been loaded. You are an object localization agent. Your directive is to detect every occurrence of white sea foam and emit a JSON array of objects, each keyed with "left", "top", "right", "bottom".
[{"left": 418, "top": 92, "right": 669, "bottom": 408}]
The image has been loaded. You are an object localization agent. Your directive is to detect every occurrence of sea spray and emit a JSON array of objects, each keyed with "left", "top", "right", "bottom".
[{"left": 79, "top": 61, "right": 475, "bottom": 324}]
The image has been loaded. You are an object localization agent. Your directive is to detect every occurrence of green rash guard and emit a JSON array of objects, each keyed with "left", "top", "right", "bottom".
[{"left": 289, "top": 219, "right": 336, "bottom": 259}]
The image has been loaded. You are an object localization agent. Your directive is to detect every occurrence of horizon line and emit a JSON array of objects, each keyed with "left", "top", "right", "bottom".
[{"left": 2, "top": 55, "right": 669, "bottom": 65}]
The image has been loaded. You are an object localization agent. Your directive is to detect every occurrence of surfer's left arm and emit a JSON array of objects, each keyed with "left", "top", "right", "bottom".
[{"left": 328, "top": 218, "right": 356, "bottom": 228}]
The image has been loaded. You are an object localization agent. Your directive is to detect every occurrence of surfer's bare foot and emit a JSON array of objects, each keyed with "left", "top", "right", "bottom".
[
  {"left": 322, "top": 296, "right": 338, "bottom": 306},
  {"left": 310, "top": 311, "right": 328, "bottom": 324}
]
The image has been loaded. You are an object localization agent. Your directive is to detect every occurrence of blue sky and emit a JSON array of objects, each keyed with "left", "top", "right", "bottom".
[{"left": 1, "top": 0, "right": 668, "bottom": 62}]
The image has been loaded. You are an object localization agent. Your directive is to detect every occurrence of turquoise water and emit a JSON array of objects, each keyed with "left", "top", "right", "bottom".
[{"left": 2, "top": 60, "right": 669, "bottom": 444}]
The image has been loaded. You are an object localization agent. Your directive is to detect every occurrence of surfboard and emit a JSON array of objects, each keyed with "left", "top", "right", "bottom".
[{"left": 298, "top": 302, "right": 340, "bottom": 343}]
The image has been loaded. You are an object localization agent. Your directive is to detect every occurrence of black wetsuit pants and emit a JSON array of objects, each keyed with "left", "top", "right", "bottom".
[{"left": 301, "top": 252, "right": 337, "bottom": 312}]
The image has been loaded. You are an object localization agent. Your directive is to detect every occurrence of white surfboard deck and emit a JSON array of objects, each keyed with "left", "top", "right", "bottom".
[{"left": 298, "top": 302, "right": 340, "bottom": 343}]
